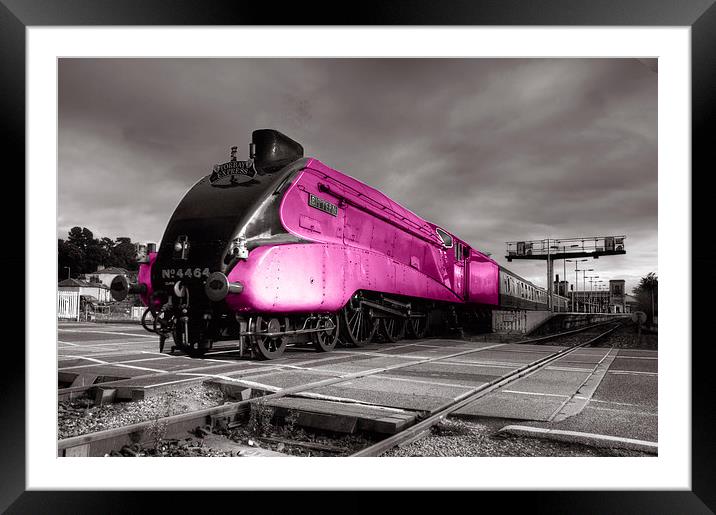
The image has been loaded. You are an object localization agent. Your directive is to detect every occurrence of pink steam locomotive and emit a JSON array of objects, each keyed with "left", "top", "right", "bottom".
[{"left": 112, "top": 129, "right": 556, "bottom": 359}]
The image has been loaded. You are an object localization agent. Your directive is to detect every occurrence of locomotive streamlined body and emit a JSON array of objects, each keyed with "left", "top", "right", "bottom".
[{"left": 112, "top": 129, "right": 557, "bottom": 359}]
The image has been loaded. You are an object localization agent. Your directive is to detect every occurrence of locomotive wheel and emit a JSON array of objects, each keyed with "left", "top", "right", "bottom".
[
  {"left": 311, "top": 314, "right": 340, "bottom": 352},
  {"left": 340, "top": 299, "right": 378, "bottom": 347},
  {"left": 378, "top": 317, "right": 406, "bottom": 343},
  {"left": 406, "top": 315, "right": 428, "bottom": 339},
  {"left": 252, "top": 316, "right": 288, "bottom": 360}
]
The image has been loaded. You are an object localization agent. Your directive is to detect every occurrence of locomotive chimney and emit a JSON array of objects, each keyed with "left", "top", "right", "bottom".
[{"left": 251, "top": 129, "right": 304, "bottom": 173}]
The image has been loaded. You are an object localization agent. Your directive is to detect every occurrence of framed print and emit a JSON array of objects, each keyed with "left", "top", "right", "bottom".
[{"left": 4, "top": 0, "right": 714, "bottom": 512}]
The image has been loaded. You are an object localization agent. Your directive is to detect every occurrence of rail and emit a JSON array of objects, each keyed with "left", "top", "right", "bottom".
[
  {"left": 58, "top": 321, "right": 620, "bottom": 456},
  {"left": 350, "top": 322, "right": 623, "bottom": 456}
]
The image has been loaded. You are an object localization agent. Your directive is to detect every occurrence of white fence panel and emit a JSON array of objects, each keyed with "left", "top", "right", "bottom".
[
  {"left": 57, "top": 291, "right": 80, "bottom": 321},
  {"left": 131, "top": 307, "right": 152, "bottom": 321}
]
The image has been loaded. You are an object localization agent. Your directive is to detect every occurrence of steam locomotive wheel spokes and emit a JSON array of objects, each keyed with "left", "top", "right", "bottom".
[
  {"left": 311, "top": 314, "right": 340, "bottom": 352},
  {"left": 252, "top": 316, "right": 288, "bottom": 360},
  {"left": 379, "top": 317, "right": 406, "bottom": 343},
  {"left": 407, "top": 314, "right": 428, "bottom": 339},
  {"left": 341, "top": 300, "right": 378, "bottom": 347}
]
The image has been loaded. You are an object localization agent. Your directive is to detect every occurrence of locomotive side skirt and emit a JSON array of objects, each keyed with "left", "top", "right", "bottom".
[{"left": 224, "top": 242, "right": 464, "bottom": 314}]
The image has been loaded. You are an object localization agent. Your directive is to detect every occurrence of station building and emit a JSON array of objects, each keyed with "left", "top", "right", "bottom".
[
  {"left": 553, "top": 278, "right": 638, "bottom": 313},
  {"left": 86, "top": 266, "right": 134, "bottom": 288}
]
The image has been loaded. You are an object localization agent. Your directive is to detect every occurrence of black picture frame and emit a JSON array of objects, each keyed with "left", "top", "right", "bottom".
[{"left": 4, "top": 1, "right": 713, "bottom": 512}]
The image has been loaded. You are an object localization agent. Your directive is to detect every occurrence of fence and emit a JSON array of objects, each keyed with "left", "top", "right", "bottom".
[
  {"left": 92, "top": 303, "right": 149, "bottom": 322},
  {"left": 57, "top": 291, "right": 80, "bottom": 321},
  {"left": 131, "top": 307, "right": 153, "bottom": 321}
]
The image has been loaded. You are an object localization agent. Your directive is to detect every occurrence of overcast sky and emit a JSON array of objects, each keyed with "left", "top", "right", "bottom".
[{"left": 58, "top": 58, "right": 657, "bottom": 294}]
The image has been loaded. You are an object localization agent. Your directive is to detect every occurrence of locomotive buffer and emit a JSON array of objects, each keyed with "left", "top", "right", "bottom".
[{"left": 505, "top": 236, "right": 626, "bottom": 311}]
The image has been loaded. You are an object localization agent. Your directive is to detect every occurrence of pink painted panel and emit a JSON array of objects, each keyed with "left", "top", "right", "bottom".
[
  {"left": 138, "top": 252, "right": 157, "bottom": 307},
  {"left": 279, "top": 169, "right": 345, "bottom": 245},
  {"left": 305, "top": 160, "right": 441, "bottom": 246},
  {"left": 274, "top": 158, "right": 501, "bottom": 308},
  {"left": 343, "top": 205, "right": 373, "bottom": 249},
  {"left": 467, "top": 251, "right": 499, "bottom": 305},
  {"left": 225, "top": 243, "right": 462, "bottom": 314}
]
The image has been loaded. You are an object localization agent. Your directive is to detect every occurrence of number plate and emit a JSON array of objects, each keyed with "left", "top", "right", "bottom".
[
  {"left": 161, "top": 267, "right": 210, "bottom": 280},
  {"left": 308, "top": 193, "right": 338, "bottom": 216}
]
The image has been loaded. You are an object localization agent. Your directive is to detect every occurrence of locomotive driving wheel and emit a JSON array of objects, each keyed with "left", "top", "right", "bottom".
[
  {"left": 251, "top": 316, "right": 288, "bottom": 360},
  {"left": 378, "top": 316, "right": 406, "bottom": 343},
  {"left": 311, "top": 314, "right": 340, "bottom": 352},
  {"left": 340, "top": 296, "right": 378, "bottom": 347},
  {"left": 406, "top": 314, "right": 428, "bottom": 339}
]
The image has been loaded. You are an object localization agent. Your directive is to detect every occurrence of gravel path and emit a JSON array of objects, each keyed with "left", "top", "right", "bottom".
[{"left": 383, "top": 417, "right": 650, "bottom": 457}]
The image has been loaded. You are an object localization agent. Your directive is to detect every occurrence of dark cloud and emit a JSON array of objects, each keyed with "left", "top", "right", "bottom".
[{"left": 58, "top": 58, "right": 657, "bottom": 293}]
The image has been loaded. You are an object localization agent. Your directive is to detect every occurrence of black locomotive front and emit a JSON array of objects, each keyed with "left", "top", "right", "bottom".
[{"left": 113, "top": 129, "right": 306, "bottom": 356}]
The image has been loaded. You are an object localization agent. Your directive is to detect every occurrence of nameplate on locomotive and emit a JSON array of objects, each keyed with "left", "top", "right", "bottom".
[
  {"left": 308, "top": 193, "right": 338, "bottom": 216},
  {"left": 209, "top": 159, "right": 257, "bottom": 187}
]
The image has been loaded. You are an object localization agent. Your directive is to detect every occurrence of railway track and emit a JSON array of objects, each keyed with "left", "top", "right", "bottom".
[
  {"left": 58, "top": 319, "right": 618, "bottom": 398},
  {"left": 57, "top": 321, "right": 622, "bottom": 457},
  {"left": 350, "top": 322, "right": 623, "bottom": 456}
]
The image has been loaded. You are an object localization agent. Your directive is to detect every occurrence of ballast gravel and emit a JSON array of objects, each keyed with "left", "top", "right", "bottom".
[
  {"left": 383, "top": 417, "right": 650, "bottom": 457},
  {"left": 58, "top": 384, "right": 224, "bottom": 439},
  {"left": 591, "top": 323, "right": 657, "bottom": 350}
]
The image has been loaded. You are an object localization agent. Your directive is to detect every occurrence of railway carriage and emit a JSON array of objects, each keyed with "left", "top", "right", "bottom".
[{"left": 112, "top": 129, "right": 555, "bottom": 359}]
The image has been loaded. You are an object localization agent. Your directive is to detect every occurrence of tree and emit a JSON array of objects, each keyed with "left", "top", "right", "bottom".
[
  {"left": 58, "top": 238, "right": 83, "bottom": 280},
  {"left": 111, "top": 237, "right": 138, "bottom": 271},
  {"left": 99, "top": 237, "right": 116, "bottom": 264},
  {"left": 633, "top": 272, "right": 658, "bottom": 326},
  {"left": 66, "top": 226, "right": 104, "bottom": 273},
  {"left": 67, "top": 226, "right": 94, "bottom": 253},
  {"left": 58, "top": 227, "right": 139, "bottom": 280}
]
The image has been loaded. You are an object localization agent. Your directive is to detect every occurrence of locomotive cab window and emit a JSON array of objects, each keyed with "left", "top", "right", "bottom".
[{"left": 436, "top": 228, "right": 453, "bottom": 248}]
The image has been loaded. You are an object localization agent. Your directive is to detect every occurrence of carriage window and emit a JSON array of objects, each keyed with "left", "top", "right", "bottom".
[{"left": 436, "top": 228, "right": 453, "bottom": 248}]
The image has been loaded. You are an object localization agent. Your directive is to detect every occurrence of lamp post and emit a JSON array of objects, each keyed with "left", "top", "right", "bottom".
[
  {"left": 586, "top": 275, "right": 599, "bottom": 313},
  {"left": 592, "top": 281, "right": 603, "bottom": 312},
  {"left": 567, "top": 259, "right": 588, "bottom": 312},
  {"left": 580, "top": 269, "right": 594, "bottom": 312},
  {"left": 551, "top": 243, "right": 579, "bottom": 297},
  {"left": 546, "top": 238, "right": 552, "bottom": 312}
]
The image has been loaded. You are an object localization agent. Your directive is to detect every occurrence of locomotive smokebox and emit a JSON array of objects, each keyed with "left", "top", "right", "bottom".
[{"left": 250, "top": 129, "right": 304, "bottom": 173}]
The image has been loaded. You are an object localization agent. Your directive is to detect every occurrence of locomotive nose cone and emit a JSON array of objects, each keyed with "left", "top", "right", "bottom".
[{"left": 205, "top": 272, "right": 243, "bottom": 302}]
